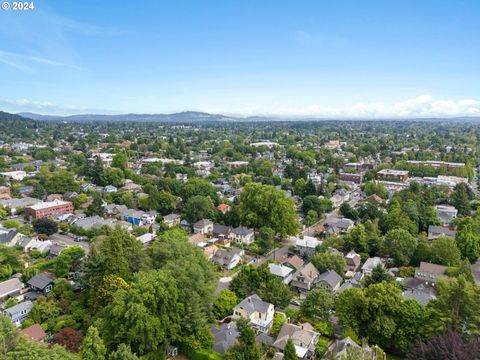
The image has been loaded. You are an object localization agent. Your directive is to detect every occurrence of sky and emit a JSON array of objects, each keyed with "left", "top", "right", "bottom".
[{"left": 0, "top": 0, "right": 479, "bottom": 118}]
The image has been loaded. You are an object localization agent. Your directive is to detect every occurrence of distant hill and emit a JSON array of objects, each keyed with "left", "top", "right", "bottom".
[
  {"left": 10, "top": 111, "right": 480, "bottom": 123},
  {"left": 17, "top": 111, "right": 240, "bottom": 122}
]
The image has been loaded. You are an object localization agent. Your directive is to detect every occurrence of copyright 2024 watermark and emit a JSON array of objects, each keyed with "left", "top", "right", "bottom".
[{"left": 2, "top": 1, "right": 35, "bottom": 11}]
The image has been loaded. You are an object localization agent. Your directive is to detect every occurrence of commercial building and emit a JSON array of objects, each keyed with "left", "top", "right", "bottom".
[
  {"left": 376, "top": 169, "right": 409, "bottom": 183},
  {"left": 25, "top": 200, "right": 74, "bottom": 219}
]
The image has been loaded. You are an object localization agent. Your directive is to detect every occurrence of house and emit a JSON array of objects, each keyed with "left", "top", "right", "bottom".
[
  {"left": 212, "top": 248, "right": 244, "bottom": 270},
  {"left": 295, "top": 236, "right": 322, "bottom": 258},
  {"left": 4, "top": 301, "right": 33, "bottom": 326},
  {"left": 203, "top": 244, "right": 218, "bottom": 259},
  {"left": 337, "top": 278, "right": 362, "bottom": 293},
  {"left": 18, "top": 238, "right": 52, "bottom": 253},
  {"left": 217, "top": 204, "right": 231, "bottom": 214},
  {"left": 268, "top": 263, "right": 294, "bottom": 284},
  {"left": 103, "top": 203, "right": 128, "bottom": 217},
  {"left": 0, "top": 227, "right": 18, "bottom": 245},
  {"left": 272, "top": 322, "right": 320, "bottom": 359},
  {"left": 231, "top": 226, "right": 254, "bottom": 245},
  {"left": 281, "top": 255, "right": 305, "bottom": 271},
  {"left": 326, "top": 337, "right": 385, "bottom": 359},
  {"left": 102, "top": 185, "right": 117, "bottom": 193},
  {"left": 324, "top": 218, "right": 354, "bottom": 235},
  {"left": 427, "top": 226, "right": 455, "bottom": 241},
  {"left": 291, "top": 263, "right": 320, "bottom": 292},
  {"left": 193, "top": 219, "right": 214, "bottom": 235},
  {"left": 122, "top": 209, "right": 146, "bottom": 226},
  {"left": 233, "top": 294, "right": 275, "bottom": 333},
  {"left": 435, "top": 205, "right": 458, "bottom": 225},
  {"left": 414, "top": 262, "right": 447, "bottom": 286},
  {"left": 0, "top": 197, "right": 42, "bottom": 215},
  {"left": 136, "top": 233, "right": 157, "bottom": 246},
  {"left": 140, "top": 212, "right": 156, "bottom": 225},
  {"left": 345, "top": 250, "right": 361, "bottom": 272},
  {"left": 27, "top": 275, "right": 54, "bottom": 295},
  {"left": 73, "top": 216, "right": 114, "bottom": 231},
  {"left": 163, "top": 213, "right": 181, "bottom": 228},
  {"left": 212, "top": 322, "right": 240, "bottom": 354},
  {"left": 315, "top": 270, "right": 342, "bottom": 292},
  {"left": 49, "top": 243, "right": 67, "bottom": 257},
  {"left": 20, "top": 324, "right": 47, "bottom": 343},
  {"left": 362, "top": 257, "right": 384, "bottom": 276},
  {"left": 212, "top": 224, "right": 232, "bottom": 239},
  {"left": 403, "top": 285, "right": 437, "bottom": 306},
  {"left": 0, "top": 278, "right": 24, "bottom": 301}
]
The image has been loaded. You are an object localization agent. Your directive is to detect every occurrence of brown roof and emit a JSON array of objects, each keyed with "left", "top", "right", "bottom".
[
  {"left": 281, "top": 255, "right": 304, "bottom": 270},
  {"left": 418, "top": 262, "right": 447, "bottom": 275},
  {"left": 20, "top": 324, "right": 46, "bottom": 342}
]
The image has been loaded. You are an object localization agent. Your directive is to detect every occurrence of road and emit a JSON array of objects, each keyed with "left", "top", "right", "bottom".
[
  {"left": 473, "top": 260, "right": 480, "bottom": 286},
  {"left": 49, "top": 233, "right": 90, "bottom": 252}
]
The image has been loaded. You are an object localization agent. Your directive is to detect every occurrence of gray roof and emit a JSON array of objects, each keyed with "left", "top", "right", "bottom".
[
  {"left": 212, "top": 323, "right": 239, "bottom": 354},
  {"left": 212, "top": 248, "right": 243, "bottom": 266},
  {"left": 194, "top": 219, "right": 213, "bottom": 228},
  {"left": 213, "top": 224, "right": 232, "bottom": 236},
  {"left": 4, "top": 300, "right": 33, "bottom": 316},
  {"left": 27, "top": 275, "right": 53, "bottom": 290},
  {"left": 0, "top": 227, "right": 17, "bottom": 244},
  {"left": 403, "top": 286, "right": 437, "bottom": 306},
  {"left": 428, "top": 225, "right": 455, "bottom": 238},
  {"left": 316, "top": 270, "right": 342, "bottom": 288},
  {"left": 163, "top": 213, "right": 181, "bottom": 221},
  {"left": 235, "top": 294, "right": 272, "bottom": 316},
  {"left": 232, "top": 226, "right": 254, "bottom": 236}
]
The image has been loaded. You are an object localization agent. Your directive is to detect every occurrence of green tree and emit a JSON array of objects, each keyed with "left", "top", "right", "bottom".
[
  {"left": 301, "top": 288, "right": 334, "bottom": 321},
  {"left": 383, "top": 228, "right": 417, "bottom": 265},
  {"left": 336, "top": 282, "right": 403, "bottom": 349},
  {"left": 384, "top": 200, "right": 418, "bottom": 235},
  {"left": 0, "top": 314, "right": 18, "bottom": 356},
  {"left": 33, "top": 218, "right": 58, "bottom": 236},
  {"left": 271, "top": 313, "right": 287, "bottom": 337},
  {"left": 455, "top": 217, "right": 480, "bottom": 262},
  {"left": 284, "top": 338, "right": 297, "bottom": 360},
  {"left": 101, "top": 167, "right": 125, "bottom": 187},
  {"left": 452, "top": 183, "right": 471, "bottom": 216},
  {"left": 111, "top": 152, "right": 128, "bottom": 170},
  {"left": 257, "top": 227, "right": 275, "bottom": 254},
  {"left": 224, "top": 319, "right": 262, "bottom": 360},
  {"left": 81, "top": 326, "right": 106, "bottom": 360},
  {"left": 425, "top": 276, "right": 480, "bottom": 336},
  {"left": 363, "top": 264, "right": 394, "bottom": 287},
  {"left": 430, "top": 236, "right": 461, "bottom": 266},
  {"left": 239, "top": 183, "right": 299, "bottom": 237},
  {"left": 344, "top": 224, "right": 369, "bottom": 253},
  {"left": 109, "top": 344, "right": 139, "bottom": 360},
  {"left": 311, "top": 251, "right": 346, "bottom": 275},
  {"left": 212, "top": 289, "right": 238, "bottom": 320},
  {"left": 99, "top": 270, "right": 179, "bottom": 355},
  {"left": 394, "top": 299, "right": 428, "bottom": 354},
  {"left": 183, "top": 195, "right": 215, "bottom": 224}
]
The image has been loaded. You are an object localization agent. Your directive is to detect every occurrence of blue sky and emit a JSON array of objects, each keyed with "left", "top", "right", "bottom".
[{"left": 0, "top": 0, "right": 479, "bottom": 117}]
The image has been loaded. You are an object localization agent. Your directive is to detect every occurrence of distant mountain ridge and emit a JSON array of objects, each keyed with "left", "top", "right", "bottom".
[
  {"left": 9, "top": 111, "right": 480, "bottom": 123},
  {"left": 17, "top": 111, "right": 240, "bottom": 122}
]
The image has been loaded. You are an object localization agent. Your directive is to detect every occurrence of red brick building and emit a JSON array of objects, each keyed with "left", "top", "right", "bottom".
[
  {"left": 25, "top": 200, "right": 74, "bottom": 219},
  {"left": 339, "top": 173, "right": 363, "bottom": 184}
]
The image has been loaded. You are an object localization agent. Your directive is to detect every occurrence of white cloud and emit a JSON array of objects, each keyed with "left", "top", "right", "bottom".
[
  {"left": 208, "top": 95, "right": 480, "bottom": 119},
  {"left": 0, "top": 50, "right": 81, "bottom": 72},
  {"left": 0, "top": 98, "right": 111, "bottom": 116}
]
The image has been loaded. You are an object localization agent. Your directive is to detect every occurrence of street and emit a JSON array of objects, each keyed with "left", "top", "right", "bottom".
[{"left": 49, "top": 233, "right": 90, "bottom": 252}]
